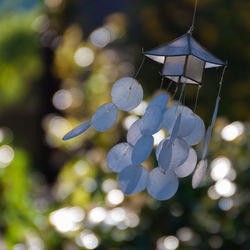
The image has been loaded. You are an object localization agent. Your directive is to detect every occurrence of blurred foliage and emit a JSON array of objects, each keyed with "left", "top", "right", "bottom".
[{"left": 0, "top": 0, "right": 249, "bottom": 250}]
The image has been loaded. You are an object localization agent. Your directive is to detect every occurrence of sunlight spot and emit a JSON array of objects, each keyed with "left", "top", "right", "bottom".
[
  {"left": 153, "top": 129, "right": 165, "bottom": 146},
  {"left": 0, "top": 145, "right": 14, "bottom": 168},
  {"left": 164, "top": 236, "right": 179, "bottom": 250},
  {"left": 122, "top": 115, "right": 139, "bottom": 130},
  {"left": 221, "top": 121, "right": 244, "bottom": 141},
  {"left": 49, "top": 207, "right": 85, "bottom": 233},
  {"left": 53, "top": 89, "right": 73, "bottom": 110},
  {"left": 215, "top": 179, "right": 236, "bottom": 197},
  {"left": 106, "top": 189, "right": 124, "bottom": 206},
  {"left": 88, "top": 207, "right": 107, "bottom": 224},
  {"left": 74, "top": 47, "right": 95, "bottom": 67},
  {"left": 210, "top": 157, "right": 231, "bottom": 181},
  {"left": 90, "top": 27, "right": 111, "bottom": 48}
]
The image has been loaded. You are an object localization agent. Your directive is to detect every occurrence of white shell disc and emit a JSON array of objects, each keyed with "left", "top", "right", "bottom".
[
  {"left": 158, "top": 137, "right": 189, "bottom": 170},
  {"left": 163, "top": 105, "right": 195, "bottom": 137},
  {"left": 158, "top": 140, "right": 173, "bottom": 172},
  {"left": 147, "top": 167, "right": 179, "bottom": 201},
  {"left": 147, "top": 93, "right": 169, "bottom": 111},
  {"left": 107, "top": 143, "right": 133, "bottom": 173},
  {"left": 132, "top": 135, "right": 154, "bottom": 165},
  {"left": 141, "top": 105, "right": 163, "bottom": 135},
  {"left": 111, "top": 77, "right": 143, "bottom": 111},
  {"left": 118, "top": 165, "right": 149, "bottom": 195},
  {"left": 192, "top": 159, "right": 208, "bottom": 189},
  {"left": 182, "top": 114, "right": 205, "bottom": 146},
  {"left": 127, "top": 119, "right": 143, "bottom": 146},
  {"left": 175, "top": 147, "right": 197, "bottom": 178},
  {"left": 155, "top": 137, "right": 169, "bottom": 160},
  {"left": 63, "top": 121, "right": 91, "bottom": 140},
  {"left": 91, "top": 103, "right": 118, "bottom": 132}
]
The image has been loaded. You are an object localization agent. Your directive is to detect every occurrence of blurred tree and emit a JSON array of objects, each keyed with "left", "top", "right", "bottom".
[{"left": 0, "top": 0, "right": 249, "bottom": 250}]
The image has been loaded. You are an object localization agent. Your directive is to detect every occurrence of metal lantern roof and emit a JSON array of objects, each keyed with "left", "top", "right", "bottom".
[{"left": 144, "top": 33, "right": 226, "bottom": 69}]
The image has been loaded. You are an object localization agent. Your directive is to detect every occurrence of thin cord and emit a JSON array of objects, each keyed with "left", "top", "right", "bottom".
[
  {"left": 128, "top": 55, "right": 145, "bottom": 91},
  {"left": 160, "top": 77, "right": 165, "bottom": 89},
  {"left": 194, "top": 84, "right": 201, "bottom": 113},
  {"left": 188, "top": 0, "right": 198, "bottom": 34},
  {"left": 217, "top": 64, "right": 228, "bottom": 98},
  {"left": 178, "top": 83, "right": 186, "bottom": 104},
  {"left": 173, "top": 84, "right": 179, "bottom": 99},
  {"left": 134, "top": 56, "right": 146, "bottom": 79},
  {"left": 167, "top": 81, "right": 173, "bottom": 91}
]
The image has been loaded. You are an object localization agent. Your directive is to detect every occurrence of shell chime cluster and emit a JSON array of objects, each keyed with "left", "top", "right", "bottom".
[{"left": 63, "top": 1, "right": 227, "bottom": 201}]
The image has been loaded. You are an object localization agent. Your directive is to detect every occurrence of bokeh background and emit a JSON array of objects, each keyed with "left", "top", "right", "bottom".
[{"left": 0, "top": 0, "right": 249, "bottom": 249}]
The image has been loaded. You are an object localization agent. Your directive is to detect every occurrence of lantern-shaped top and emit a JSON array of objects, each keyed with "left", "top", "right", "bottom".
[{"left": 144, "top": 33, "right": 226, "bottom": 85}]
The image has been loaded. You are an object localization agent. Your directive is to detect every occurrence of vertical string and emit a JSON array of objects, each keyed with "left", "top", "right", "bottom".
[
  {"left": 188, "top": 0, "right": 198, "bottom": 34},
  {"left": 210, "top": 64, "right": 228, "bottom": 126},
  {"left": 167, "top": 81, "right": 173, "bottom": 91},
  {"left": 134, "top": 56, "right": 146, "bottom": 79},
  {"left": 194, "top": 84, "right": 201, "bottom": 113},
  {"left": 173, "top": 84, "right": 179, "bottom": 99},
  {"left": 178, "top": 83, "right": 186, "bottom": 104},
  {"left": 128, "top": 55, "right": 146, "bottom": 92},
  {"left": 160, "top": 77, "right": 165, "bottom": 89},
  {"left": 217, "top": 64, "right": 227, "bottom": 98}
]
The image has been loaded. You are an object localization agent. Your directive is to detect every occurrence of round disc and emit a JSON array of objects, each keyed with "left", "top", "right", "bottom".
[
  {"left": 127, "top": 119, "right": 143, "bottom": 146},
  {"left": 192, "top": 159, "right": 208, "bottom": 189},
  {"left": 158, "top": 140, "right": 173, "bottom": 172},
  {"left": 147, "top": 93, "right": 169, "bottom": 111},
  {"left": 111, "top": 77, "right": 143, "bottom": 111},
  {"left": 63, "top": 121, "right": 91, "bottom": 140},
  {"left": 141, "top": 105, "right": 163, "bottom": 135},
  {"left": 175, "top": 147, "right": 197, "bottom": 178},
  {"left": 155, "top": 137, "right": 168, "bottom": 160},
  {"left": 147, "top": 167, "right": 179, "bottom": 201},
  {"left": 91, "top": 103, "right": 118, "bottom": 132},
  {"left": 118, "top": 165, "right": 149, "bottom": 195},
  {"left": 183, "top": 114, "right": 205, "bottom": 146},
  {"left": 163, "top": 105, "right": 195, "bottom": 137},
  {"left": 158, "top": 137, "right": 189, "bottom": 170},
  {"left": 107, "top": 143, "right": 133, "bottom": 173},
  {"left": 132, "top": 135, "right": 154, "bottom": 165}
]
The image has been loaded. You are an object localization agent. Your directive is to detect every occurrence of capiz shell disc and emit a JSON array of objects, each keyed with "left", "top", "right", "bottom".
[
  {"left": 118, "top": 165, "right": 149, "bottom": 195},
  {"left": 132, "top": 135, "right": 154, "bottom": 165},
  {"left": 183, "top": 114, "right": 205, "bottom": 146},
  {"left": 192, "top": 159, "right": 208, "bottom": 189},
  {"left": 63, "top": 121, "right": 91, "bottom": 140},
  {"left": 175, "top": 147, "right": 197, "bottom": 178},
  {"left": 111, "top": 77, "right": 143, "bottom": 111},
  {"left": 91, "top": 103, "right": 119, "bottom": 132},
  {"left": 147, "top": 167, "right": 179, "bottom": 201},
  {"left": 107, "top": 143, "right": 133, "bottom": 173}
]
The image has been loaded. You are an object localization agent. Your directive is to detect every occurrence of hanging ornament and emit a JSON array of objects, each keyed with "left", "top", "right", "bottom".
[{"left": 63, "top": 0, "right": 227, "bottom": 201}]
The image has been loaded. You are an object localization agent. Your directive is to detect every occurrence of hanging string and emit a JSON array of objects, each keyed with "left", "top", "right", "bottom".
[
  {"left": 188, "top": 0, "right": 198, "bottom": 34},
  {"left": 173, "top": 84, "right": 179, "bottom": 99},
  {"left": 210, "top": 64, "right": 228, "bottom": 126},
  {"left": 194, "top": 84, "right": 201, "bottom": 113},
  {"left": 134, "top": 55, "right": 146, "bottom": 79},
  {"left": 167, "top": 80, "right": 173, "bottom": 91},
  {"left": 160, "top": 77, "right": 165, "bottom": 89},
  {"left": 178, "top": 83, "right": 186, "bottom": 104},
  {"left": 128, "top": 54, "right": 146, "bottom": 91},
  {"left": 217, "top": 63, "right": 228, "bottom": 98}
]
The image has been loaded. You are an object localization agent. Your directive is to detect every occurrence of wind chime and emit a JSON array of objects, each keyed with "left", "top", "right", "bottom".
[{"left": 63, "top": 0, "right": 227, "bottom": 201}]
